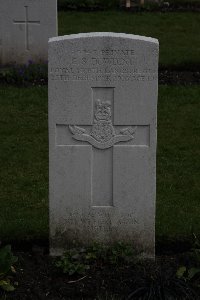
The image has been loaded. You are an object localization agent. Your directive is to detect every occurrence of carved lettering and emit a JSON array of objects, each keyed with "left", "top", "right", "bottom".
[
  {"left": 50, "top": 73, "right": 157, "bottom": 82},
  {"left": 50, "top": 48, "right": 157, "bottom": 82}
]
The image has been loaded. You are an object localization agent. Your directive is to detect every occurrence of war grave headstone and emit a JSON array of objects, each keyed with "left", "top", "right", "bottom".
[
  {"left": 49, "top": 32, "right": 159, "bottom": 257},
  {"left": 0, "top": 0, "right": 57, "bottom": 64},
  {"left": 126, "top": 0, "right": 131, "bottom": 8}
]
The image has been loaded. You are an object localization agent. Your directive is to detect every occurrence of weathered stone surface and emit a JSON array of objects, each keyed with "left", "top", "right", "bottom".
[
  {"left": 0, "top": 0, "right": 57, "bottom": 64},
  {"left": 49, "top": 32, "right": 159, "bottom": 257}
]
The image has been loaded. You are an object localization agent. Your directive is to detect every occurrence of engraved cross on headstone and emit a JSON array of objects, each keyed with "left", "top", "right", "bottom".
[
  {"left": 56, "top": 87, "right": 150, "bottom": 207},
  {"left": 13, "top": 6, "right": 40, "bottom": 51}
]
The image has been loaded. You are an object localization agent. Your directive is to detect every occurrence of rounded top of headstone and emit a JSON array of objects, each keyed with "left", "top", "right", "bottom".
[{"left": 49, "top": 32, "right": 159, "bottom": 45}]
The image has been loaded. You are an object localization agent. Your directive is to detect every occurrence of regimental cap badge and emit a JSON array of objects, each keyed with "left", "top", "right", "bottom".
[
  {"left": 69, "top": 98, "right": 136, "bottom": 149},
  {"left": 95, "top": 99, "right": 112, "bottom": 122}
]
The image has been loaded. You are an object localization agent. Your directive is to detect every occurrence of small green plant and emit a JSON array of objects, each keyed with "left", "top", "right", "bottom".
[
  {"left": 176, "top": 234, "right": 200, "bottom": 284},
  {"left": 0, "top": 61, "right": 48, "bottom": 86},
  {"left": 56, "top": 243, "right": 137, "bottom": 276},
  {"left": 55, "top": 243, "right": 108, "bottom": 275},
  {"left": 84, "top": 243, "right": 106, "bottom": 262},
  {"left": 0, "top": 245, "right": 18, "bottom": 292},
  {"left": 109, "top": 242, "right": 136, "bottom": 265},
  {"left": 128, "top": 270, "right": 197, "bottom": 300},
  {"left": 55, "top": 248, "right": 90, "bottom": 275},
  {"left": 176, "top": 265, "right": 200, "bottom": 283}
]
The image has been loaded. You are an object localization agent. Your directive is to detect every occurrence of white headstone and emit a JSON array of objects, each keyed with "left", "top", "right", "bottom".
[
  {"left": 0, "top": 0, "right": 57, "bottom": 64},
  {"left": 126, "top": 0, "right": 131, "bottom": 8},
  {"left": 49, "top": 33, "right": 159, "bottom": 257}
]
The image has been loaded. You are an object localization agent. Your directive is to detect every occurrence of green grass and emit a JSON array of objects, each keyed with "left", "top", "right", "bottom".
[
  {"left": 58, "top": 11, "right": 200, "bottom": 69},
  {"left": 157, "top": 85, "right": 200, "bottom": 239},
  {"left": 0, "top": 85, "right": 199, "bottom": 242},
  {"left": 0, "top": 86, "right": 48, "bottom": 242}
]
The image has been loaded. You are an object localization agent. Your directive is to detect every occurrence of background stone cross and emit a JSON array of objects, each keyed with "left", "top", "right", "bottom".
[{"left": 13, "top": 6, "right": 40, "bottom": 51}]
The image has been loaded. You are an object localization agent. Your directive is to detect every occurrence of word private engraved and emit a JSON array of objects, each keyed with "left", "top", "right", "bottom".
[{"left": 69, "top": 99, "right": 136, "bottom": 149}]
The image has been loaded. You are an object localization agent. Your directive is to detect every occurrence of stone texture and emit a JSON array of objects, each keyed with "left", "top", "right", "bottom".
[
  {"left": 0, "top": 0, "right": 57, "bottom": 64},
  {"left": 49, "top": 32, "right": 159, "bottom": 257}
]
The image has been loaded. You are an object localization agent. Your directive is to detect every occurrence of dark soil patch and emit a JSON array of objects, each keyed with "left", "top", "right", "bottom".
[{"left": 1, "top": 246, "right": 200, "bottom": 300}]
